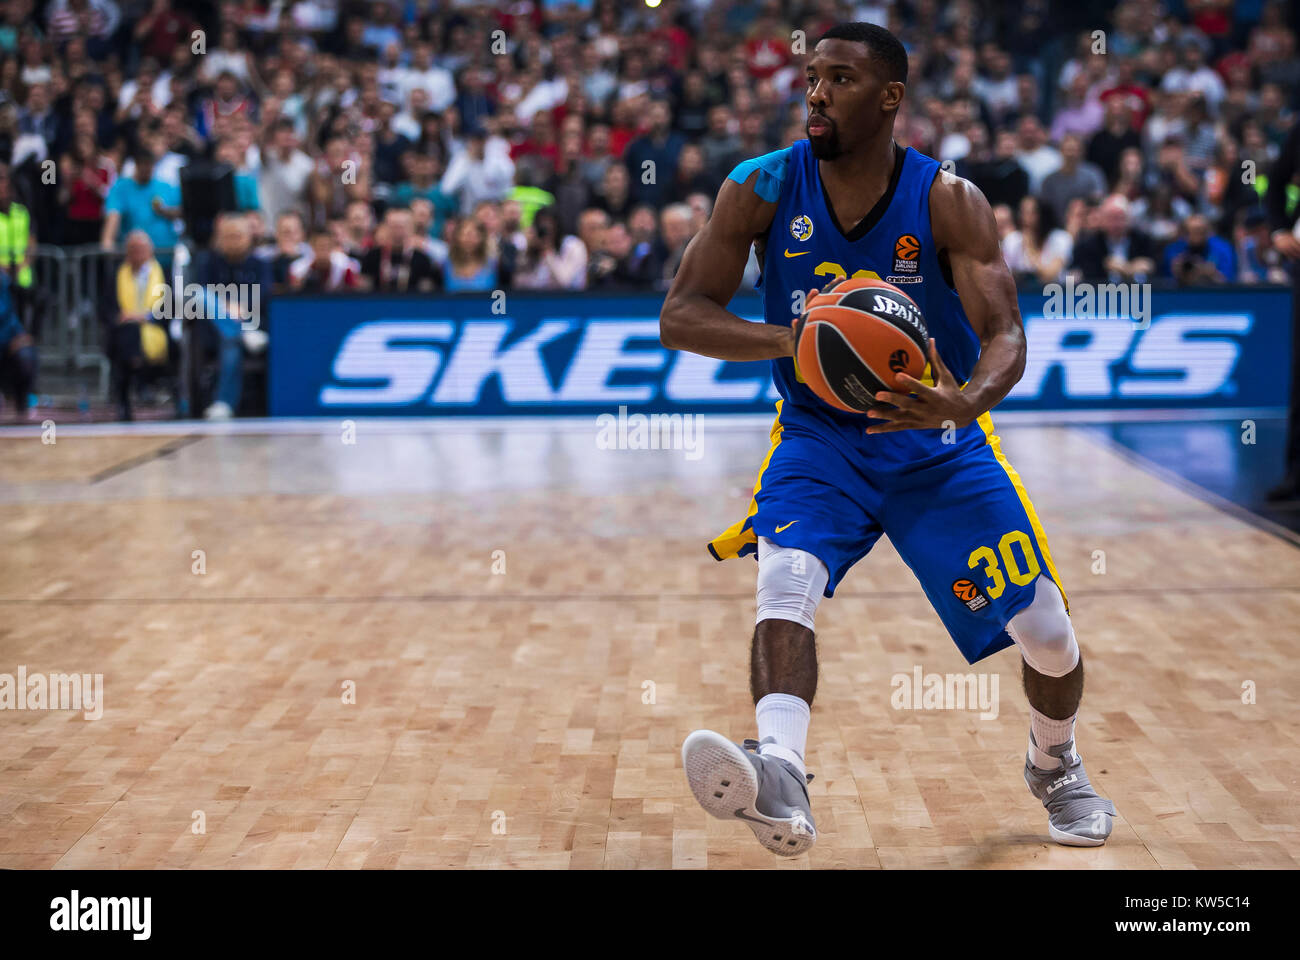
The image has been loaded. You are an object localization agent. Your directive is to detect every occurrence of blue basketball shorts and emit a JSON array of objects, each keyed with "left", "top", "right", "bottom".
[{"left": 707, "top": 401, "right": 1068, "bottom": 664}]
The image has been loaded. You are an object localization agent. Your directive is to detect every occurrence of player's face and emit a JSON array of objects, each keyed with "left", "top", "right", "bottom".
[{"left": 804, "top": 39, "right": 901, "bottom": 160}]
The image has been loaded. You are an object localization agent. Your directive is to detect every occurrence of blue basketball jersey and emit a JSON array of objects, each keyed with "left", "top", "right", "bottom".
[
  {"left": 728, "top": 139, "right": 986, "bottom": 468},
  {"left": 709, "top": 139, "right": 1067, "bottom": 665}
]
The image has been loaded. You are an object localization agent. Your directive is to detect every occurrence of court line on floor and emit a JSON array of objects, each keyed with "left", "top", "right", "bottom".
[
  {"left": 3, "top": 584, "right": 1298, "bottom": 605},
  {"left": 1074, "top": 426, "right": 1300, "bottom": 549},
  {"left": 88, "top": 434, "right": 205, "bottom": 484}
]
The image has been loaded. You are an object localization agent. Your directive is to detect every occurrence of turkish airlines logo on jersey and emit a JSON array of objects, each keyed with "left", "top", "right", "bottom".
[{"left": 894, "top": 234, "right": 920, "bottom": 273}]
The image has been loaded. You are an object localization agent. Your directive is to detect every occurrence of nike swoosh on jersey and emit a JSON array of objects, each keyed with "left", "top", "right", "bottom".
[
  {"left": 775, "top": 521, "right": 799, "bottom": 532},
  {"left": 783, "top": 249, "right": 811, "bottom": 258}
]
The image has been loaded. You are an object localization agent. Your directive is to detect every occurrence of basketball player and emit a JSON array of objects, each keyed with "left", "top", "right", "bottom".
[{"left": 660, "top": 23, "right": 1116, "bottom": 855}]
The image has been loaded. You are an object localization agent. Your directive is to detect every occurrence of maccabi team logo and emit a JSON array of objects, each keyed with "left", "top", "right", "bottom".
[
  {"left": 893, "top": 234, "right": 920, "bottom": 273},
  {"left": 789, "top": 214, "right": 814, "bottom": 242}
]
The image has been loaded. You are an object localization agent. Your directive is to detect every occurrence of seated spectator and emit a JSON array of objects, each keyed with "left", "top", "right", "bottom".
[
  {"left": 409, "top": 197, "right": 450, "bottom": 267},
  {"left": 668, "top": 143, "right": 717, "bottom": 204},
  {"left": 1015, "top": 114, "right": 1062, "bottom": 193},
  {"left": 1162, "top": 213, "right": 1236, "bottom": 285},
  {"left": 393, "top": 152, "right": 458, "bottom": 238},
  {"left": 549, "top": 130, "right": 594, "bottom": 236},
  {"left": 1039, "top": 133, "right": 1107, "bottom": 226},
  {"left": 1130, "top": 182, "right": 1192, "bottom": 248},
  {"left": 592, "top": 162, "right": 634, "bottom": 221},
  {"left": 700, "top": 105, "right": 744, "bottom": 187},
  {"left": 512, "top": 110, "right": 561, "bottom": 187},
  {"left": 310, "top": 136, "right": 369, "bottom": 230},
  {"left": 373, "top": 102, "right": 412, "bottom": 186},
  {"left": 194, "top": 213, "right": 272, "bottom": 419},
  {"left": 215, "top": 137, "right": 260, "bottom": 212},
  {"left": 1148, "top": 137, "right": 1201, "bottom": 206},
  {"left": 992, "top": 203, "right": 1015, "bottom": 241},
  {"left": 196, "top": 70, "right": 254, "bottom": 142},
  {"left": 964, "top": 128, "right": 1029, "bottom": 211},
  {"left": 1205, "top": 138, "right": 1262, "bottom": 235},
  {"left": 683, "top": 191, "right": 713, "bottom": 235},
  {"left": 101, "top": 150, "right": 181, "bottom": 261},
  {"left": 1050, "top": 72, "right": 1104, "bottom": 143},
  {"left": 1086, "top": 98, "right": 1141, "bottom": 186},
  {"left": 1161, "top": 36, "right": 1225, "bottom": 113},
  {"left": 624, "top": 99, "right": 686, "bottom": 209},
  {"left": 626, "top": 204, "right": 664, "bottom": 281},
  {"left": 443, "top": 217, "right": 498, "bottom": 292},
  {"left": 588, "top": 220, "right": 644, "bottom": 291},
  {"left": 1001, "top": 195, "right": 1074, "bottom": 287},
  {"left": 470, "top": 200, "right": 517, "bottom": 286},
  {"left": 120, "top": 119, "right": 190, "bottom": 188},
  {"left": 198, "top": 25, "right": 257, "bottom": 86},
  {"left": 258, "top": 117, "right": 314, "bottom": 229},
  {"left": 109, "top": 230, "right": 169, "bottom": 421},
  {"left": 57, "top": 133, "right": 115, "bottom": 246},
  {"left": 441, "top": 125, "right": 515, "bottom": 215},
  {"left": 290, "top": 229, "right": 362, "bottom": 292},
  {"left": 513, "top": 206, "right": 587, "bottom": 290},
  {"left": 656, "top": 203, "right": 696, "bottom": 289},
  {"left": 1070, "top": 194, "right": 1158, "bottom": 282},
  {"left": 1112, "top": 147, "right": 1146, "bottom": 203},
  {"left": 1237, "top": 211, "right": 1292, "bottom": 284},
  {"left": 359, "top": 206, "right": 442, "bottom": 292},
  {"left": 340, "top": 199, "right": 374, "bottom": 260},
  {"left": 259, "top": 211, "right": 311, "bottom": 293}
]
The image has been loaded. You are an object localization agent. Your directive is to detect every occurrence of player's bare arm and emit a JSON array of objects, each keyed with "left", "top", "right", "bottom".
[
  {"left": 866, "top": 175, "right": 1026, "bottom": 433},
  {"left": 659, "top": 172, "right": 794, "bottom": 361}
]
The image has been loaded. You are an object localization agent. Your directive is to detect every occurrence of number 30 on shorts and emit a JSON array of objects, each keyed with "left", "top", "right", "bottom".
[{"left": 966, "top": 530, "right": 1041, "bottom": 599}]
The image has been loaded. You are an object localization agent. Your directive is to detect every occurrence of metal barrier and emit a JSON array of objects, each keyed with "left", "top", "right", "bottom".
[{"left": 29, "top": 243, "right": 179, "bottom": 402}]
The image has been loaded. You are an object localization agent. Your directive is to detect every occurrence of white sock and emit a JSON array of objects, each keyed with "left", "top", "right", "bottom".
[
  {"left": 755, "top": 693, "right": 810, "bottom": 777},
  {"left": 1028, "top": 704, "right": 1076, "bottom": 771}
]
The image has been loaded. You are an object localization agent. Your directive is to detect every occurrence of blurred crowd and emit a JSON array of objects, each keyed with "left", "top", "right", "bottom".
[
  {"left": 2, "top": 0, "right": 1298, "bottom": 292},
  {"left": 1, "top": 0, "right": 1299, "bottom": 418}
]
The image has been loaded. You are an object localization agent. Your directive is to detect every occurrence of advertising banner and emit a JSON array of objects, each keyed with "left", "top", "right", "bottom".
[{"left": 269, "top": 289, "right": 1291, "bottom": 417}]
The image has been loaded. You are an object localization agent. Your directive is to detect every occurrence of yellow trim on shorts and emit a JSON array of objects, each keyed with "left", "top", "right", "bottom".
[
  {"left": 976, "top": 411, "right": 1069, "bottom": 612},
  {"left": 708, "top": 400, "right": 785, "bottom": 560}
]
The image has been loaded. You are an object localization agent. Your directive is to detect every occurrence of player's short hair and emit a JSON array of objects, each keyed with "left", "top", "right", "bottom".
[{"left": 818, "top": 22, "right": 908, "bottom": 85}]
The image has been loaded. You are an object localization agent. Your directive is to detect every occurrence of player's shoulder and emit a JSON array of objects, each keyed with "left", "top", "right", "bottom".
[
  {"left": 713, "top": 143, "right": 803, "bottom": 238},
  {"left": 922, "top": 157, "right": 999, "bottom": 252},
  {"left": 921, "top": 156, "right": 993, "bottom": 222},
  {"left": 724, "top": 142, "right": 801, "bottom": 205}
]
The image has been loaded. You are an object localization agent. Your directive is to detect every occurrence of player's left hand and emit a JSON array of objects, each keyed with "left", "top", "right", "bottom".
[{"left": 865, "top": 338, "right": 979, "bottom": 434}]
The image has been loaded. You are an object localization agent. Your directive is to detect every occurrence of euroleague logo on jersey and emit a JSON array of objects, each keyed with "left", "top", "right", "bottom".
[
  {"left": 951, "top": 578, "right": 989, "bottom": 612},
  {"left": 893, "top": 234, "right": 920, "bottom": 274},
  {"left": 789, "top": 215, "right": 814, "bottom": 242}
]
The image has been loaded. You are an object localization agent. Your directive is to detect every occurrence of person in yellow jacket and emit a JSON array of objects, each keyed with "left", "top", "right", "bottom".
[
  {"left": 0, "top": 166, "right": 34, "bottom": 294},
  {"left": 111, "top": 230, "right": 170, "bottom": 421}
]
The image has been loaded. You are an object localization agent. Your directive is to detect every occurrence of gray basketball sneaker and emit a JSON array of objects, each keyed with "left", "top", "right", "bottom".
[
  {"left": 681, "top": 730, "right": 816, "bottom": 857},
  {"left": 1023, "top": 733, "right": 1117, "bottom": 846}
]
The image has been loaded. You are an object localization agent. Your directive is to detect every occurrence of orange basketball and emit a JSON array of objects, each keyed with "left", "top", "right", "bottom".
[{"left": 794, "top": 277, "right": 928, "bottom": 413}]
